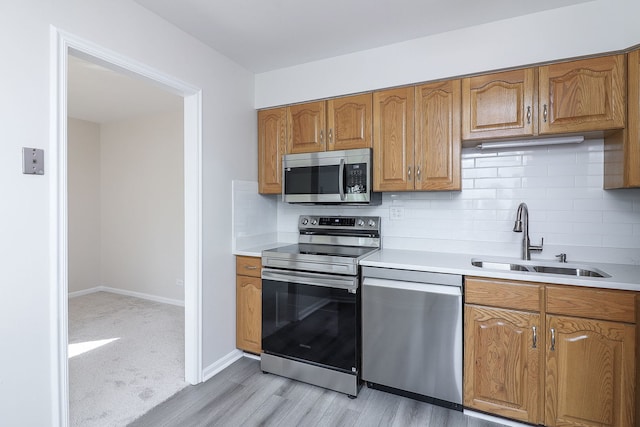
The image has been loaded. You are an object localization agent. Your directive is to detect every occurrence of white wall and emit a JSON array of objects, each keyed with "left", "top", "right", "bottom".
[
  {"left": 0, "top": 1, "right": 255, "bottom": 426},
  {"left": 100, "top": 110, "right": 184, "bottom": 302},
  {"left": 255, "top": 0, "right": 640, "bottom": 107},
  {"left": 67, "top": 118, "right": 102, "bottom": 293},
  {"left": 277, "top": 140, "right": 640, "bottom": 265}
]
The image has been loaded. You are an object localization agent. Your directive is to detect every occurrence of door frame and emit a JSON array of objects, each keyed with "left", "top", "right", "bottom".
[{"left": 50, "top": 27, "right": 203, "bottom": 426}]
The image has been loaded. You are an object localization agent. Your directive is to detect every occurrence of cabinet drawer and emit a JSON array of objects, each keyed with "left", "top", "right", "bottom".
[
  {"left": 465, "top": 276, "right": 541, "bottom": 312},
  {"left": 546, "top": 285, "right": 636, "bottom": 324},
  {"left": 236, "top": 256, "right": 262, "bottom": 278}
]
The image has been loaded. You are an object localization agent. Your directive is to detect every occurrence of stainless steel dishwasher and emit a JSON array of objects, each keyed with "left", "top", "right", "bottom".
[{"left": 362, "top": 266, "right": 463, "bottom": 410}]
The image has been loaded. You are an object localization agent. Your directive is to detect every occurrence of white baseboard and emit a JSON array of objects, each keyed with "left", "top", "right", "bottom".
[
  {"left": 243, "top": 352, "right": 261, "bottom": 361},
  {"left": 202, "top": 349, "right": 244, "bottom": 382},
  {"left": 68, "top": 286, "right": 184, "bottom": 307},
  {"left": 463, "top": 410, "right": 529, "bottom": 427}
]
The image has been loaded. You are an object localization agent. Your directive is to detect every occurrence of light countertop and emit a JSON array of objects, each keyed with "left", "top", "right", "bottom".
[
  {"left": 361, "top": 249, "right": 640, "bottom": 292},
  {"left": 234, "top": 242, "right": 640, "bottom": 292}
]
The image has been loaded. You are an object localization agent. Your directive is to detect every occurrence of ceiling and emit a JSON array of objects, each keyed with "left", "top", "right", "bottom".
[
  {"left": 69, "top": 0, "right": 593, "bottom": 123},
  {"left": 134, "top": 0, "right": 592, "bottom": 73}
]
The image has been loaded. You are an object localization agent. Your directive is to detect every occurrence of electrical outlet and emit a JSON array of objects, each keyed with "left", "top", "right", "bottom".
[
  {"left": 176, "top": 279, "right": 184, "bottom": 287},
  {"left": 390, "top": 207, "right": 404, "bottom": 220}
]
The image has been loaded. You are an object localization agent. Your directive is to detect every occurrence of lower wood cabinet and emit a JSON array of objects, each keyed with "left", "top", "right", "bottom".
[
  {"left": 236, "top": 256, "right": 262, "bottom": 354},
  {"left": 464, "top": 276, "right": 638, "bottom": 427}
]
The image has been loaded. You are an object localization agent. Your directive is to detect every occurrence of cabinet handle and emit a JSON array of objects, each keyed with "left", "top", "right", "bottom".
[
  {"left": 526, "top": 106, "right": 531, "bottom": 124},
  {"left": 328, "top": 128, "right": 333, "bottom": 144},
  {"left": 532, "top": 326, "right": 537, "bottom": 349},
  {"left": 320, "top": 129, "right": 324, "bottom": 144},
  {"left": 407, "top": 166, "right": 412, "bottom": 181},
  {"left": 543, "top": 104, "right": 548, "bottom": 123},
  {"left": 244, "top": 266, "right": 258, "bottom": 270},
  {"left": 550, "top": 328, "right": 556, "bottom": 351},
  {"left": 417, "top": 166, "right": 421, "bottom": 181}
]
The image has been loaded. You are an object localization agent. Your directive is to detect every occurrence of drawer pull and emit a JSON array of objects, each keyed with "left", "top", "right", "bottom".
[
  {"left": 244, "top": 266, "right": 258, "bottom": 270},
  {"left": 532, "top": 326, "right": 537, "bottom": 349},
  {"left": 550, "top": 328, "right": 556, "bottom": 351}
]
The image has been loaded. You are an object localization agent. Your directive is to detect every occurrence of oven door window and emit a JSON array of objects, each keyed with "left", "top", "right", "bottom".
[{"left": 262, "top": 279, "right": 357, "bottom": 373}]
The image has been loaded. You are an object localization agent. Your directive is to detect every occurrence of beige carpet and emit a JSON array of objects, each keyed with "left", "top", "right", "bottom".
[{"left": 68, "top": 291, "right": 187, "bottom": 427}]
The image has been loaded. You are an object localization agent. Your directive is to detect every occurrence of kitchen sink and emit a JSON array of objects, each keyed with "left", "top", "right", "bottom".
[{"left": 471, "top": 258, "right": 610, "bottom": 278}]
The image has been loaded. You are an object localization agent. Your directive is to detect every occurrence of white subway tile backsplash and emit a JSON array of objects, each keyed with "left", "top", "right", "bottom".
[{"left": 265, "top": 138, "right": 640, "bottom": 264}]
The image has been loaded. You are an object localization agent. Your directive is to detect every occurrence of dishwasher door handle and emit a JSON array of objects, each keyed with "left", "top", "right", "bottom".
[{"left": 363, "top": 277, "right": 462, "bottom": 296}]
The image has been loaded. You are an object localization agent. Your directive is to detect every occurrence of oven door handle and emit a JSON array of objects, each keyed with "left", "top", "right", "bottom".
[{"left": 262, "top": 268, "right": 358, "bottom": 292}]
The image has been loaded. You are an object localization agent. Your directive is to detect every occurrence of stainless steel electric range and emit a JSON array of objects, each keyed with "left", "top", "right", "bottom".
[{"left": 261, "top": 215, "right": 381, "bottom": 397}]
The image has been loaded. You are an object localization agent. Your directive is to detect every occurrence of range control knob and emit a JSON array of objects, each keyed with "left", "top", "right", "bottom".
[
  {"left": 301, "top": 217, "right": 309, "bottom": 225},
  {"left": 311, "top": 219, "right": 318, "bottom": 225},
  {"left": 357, "top": 219, "right": 365, "bottom": 227},
  {"left": 368, "top": 219, "right": 376, "bottom": 227}
]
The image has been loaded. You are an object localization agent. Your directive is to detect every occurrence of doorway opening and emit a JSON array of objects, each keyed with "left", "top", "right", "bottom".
[{"left": 51, "top": 29, "right": 203, "bottom": 426}]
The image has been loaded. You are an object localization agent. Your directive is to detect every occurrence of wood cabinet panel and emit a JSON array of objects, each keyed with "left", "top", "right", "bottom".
[
  {"left": 462, "top": 69, "right": 536, "bottom": 140},
  {"left": 545, "top": 315, "right": 635, "bottom": 427},
  {"left": 464, "top": 305, "right": 541, "bottom": 424},
  {"left": 546, "top": 285, "right": 636, "bottom": 324},
  {"left": 605, "top": 49, "right": 640, "bottom": 189},
  {"left": 236, "top": 256, "right": 262, "bottom": 354},
  {"left": 327, "top": 93, "right": 372, "bottom": 150},
  {"left": 287, "top": 101, "right": 326, "bottom": 153},
  {"left": 258, "top": 108, "right": 286, "bottom": 194},
  {"left": 539, "top": 55, "right": 626, "bottom": 134},
  {"left": 236, "top": 256, "right": 262, "bottom": 278},
  {"left": 465, "top": 276, "right": 541, "bottom": 312},
  {"left": 373, "top": 87, "right": 415, "bottom": 191},
  {"left": 415, "top": 80, "right": 461, "bottom": 191},
  {"left": 236, "top": 275, "right": 262, "bottom": 354}
]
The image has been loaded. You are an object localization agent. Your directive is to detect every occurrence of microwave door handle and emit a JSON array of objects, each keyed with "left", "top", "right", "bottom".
[{"left": 339, "top": 158, "right": 346, "bottom": 201}]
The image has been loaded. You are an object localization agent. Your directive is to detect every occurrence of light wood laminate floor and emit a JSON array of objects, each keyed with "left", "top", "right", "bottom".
[{"left": 130, "top": 357, "right": 508, "bottom": 427}]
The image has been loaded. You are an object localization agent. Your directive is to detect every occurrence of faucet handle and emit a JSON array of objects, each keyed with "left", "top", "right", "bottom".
[
  {"left": 530, "top": 237, "right": 544, "bottom": 253},
  {"left": 555, "top": 253, "right": 567, "bottom": 263}
]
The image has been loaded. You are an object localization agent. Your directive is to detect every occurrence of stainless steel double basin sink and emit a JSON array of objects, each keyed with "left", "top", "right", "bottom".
[{"left": 471, "top": 258, "right": 610, "bottom": 278}]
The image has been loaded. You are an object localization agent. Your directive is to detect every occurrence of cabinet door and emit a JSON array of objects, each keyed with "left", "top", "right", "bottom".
[
  {"left": 373, "top": 87, "right": 415, "bottom": 191},
  {"left": 327, "top": 93, "right": 372, "bottom": 151},
  {"left": 258, "top": 108, "right": 286, "bottom": 194},
  {"left": 462, "top": 68, "right": 536, "bottom": 140},
  {"left": 287, "top": 101, "right": 326, "bottom": 153},
  {"left": 539, "top": 55, "right": 626, "bottom": 134},
  {"left": 545, "top": 315, "right": 635, "bottom": 427},
  {"left": 464, "top": 305, "right": 541, "bottom": 424},
  {"left": 415, "top": 80, "right": 461, "bottom": 191},
  {"left": 605, "top": 49, "right": 640, "bottom": 189},
  {"left": 236, "top": 275, "right": 262, "bottom": 354}
]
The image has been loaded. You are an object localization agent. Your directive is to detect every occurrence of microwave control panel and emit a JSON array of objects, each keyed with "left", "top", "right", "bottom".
[{"left": 345, "top": 163, "right": 367, "bottom": 194}]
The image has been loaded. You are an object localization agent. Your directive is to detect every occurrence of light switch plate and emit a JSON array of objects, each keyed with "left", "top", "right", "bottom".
[{"left": 22, "top": 147, "right": 44, "bottom": 175}]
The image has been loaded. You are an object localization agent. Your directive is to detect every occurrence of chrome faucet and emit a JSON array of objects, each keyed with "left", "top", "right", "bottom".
[{"left": 513, "top": 202, "right": 543, "bottom": 260}]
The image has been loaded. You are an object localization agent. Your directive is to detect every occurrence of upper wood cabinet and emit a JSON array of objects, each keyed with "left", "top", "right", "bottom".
[
  {"left": 258, "top": 107, "right": 287, "bottom": 194},
  {"left": 462, "top": 68, "right": 536, "bottom": 141},
  {"left": 287, "top": 94, "right": 372, "bottom": 154},
  {"left": 462, "top": 54, "right": 626, "bottom": 141},
  {"left": 415, "top": 80, "right": 461, "bottom": 191},
  {"left": 605, "top": 49, "right": 640, "bottom": 189},
  {"left": 327, "top": 93, "right": 372, "bottom": 151},
  {"left": 373, "top": 87, "right": 415, "bottom": 191},
  {"left": 373, "top": 81, "right": 461, "bottom": 192},
  {"left": 539, "top": 54, "right": 626, "bottom": 134},
  {"left": 287, "top": 101, "right": 326, "bottom": 154}
]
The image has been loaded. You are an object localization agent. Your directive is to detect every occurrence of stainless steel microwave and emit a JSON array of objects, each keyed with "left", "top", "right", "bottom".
[{"left": 282, "top": 148, "right": 381, "bottom": 205}]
